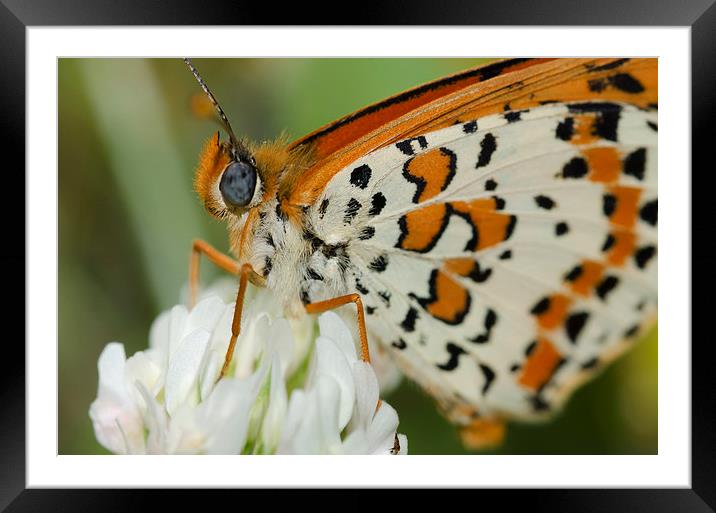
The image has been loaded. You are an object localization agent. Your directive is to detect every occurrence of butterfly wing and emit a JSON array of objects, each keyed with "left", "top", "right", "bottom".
[
  {"left": 289, "top": 58, "right": 656, "bottom": 206},
  {"left": 300, "top": 59, "right": 656, "bottom": 434}
]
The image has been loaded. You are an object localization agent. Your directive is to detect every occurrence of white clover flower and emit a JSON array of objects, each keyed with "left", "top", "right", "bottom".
[{"left": 89, "top": 281, "right": 407, "bottom": 455}]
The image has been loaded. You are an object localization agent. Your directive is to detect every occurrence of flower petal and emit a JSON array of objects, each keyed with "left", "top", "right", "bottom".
[
  {"left": 314, "top": 336, "right": 355, "bottom": 430},
  {"left": 396, "top": 434, "right": 409, "bottom": 455},
  {"left": 186, "top": 296, "right": 227, "bottom": 334},
  {"left": 234, "top": 311, "right": 270, "bottom": 379},
  {"left": 366, "top": 401, "right": 400, "bottom": 454},
  {"left": 260, "top": 353, "right": 287, "bottom": 453},
  {"left": 125, "top": 351, "right": 162, "bottom": 410},
  {"left": 318, "top": 311, "right": 357, "bottom": 362},
  {"left": 165, "top": 328, "right": 210, "bottom": 415},
  {"left": 351, "top": 361, "right": 380, "bottom": 431},
  {"left": 96, "top": 342, "right": 130, "bottom": 403}
]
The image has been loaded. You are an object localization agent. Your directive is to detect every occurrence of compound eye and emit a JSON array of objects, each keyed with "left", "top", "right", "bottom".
[{"left": 219, "top": 161, "right": 257, "bottom": 209}]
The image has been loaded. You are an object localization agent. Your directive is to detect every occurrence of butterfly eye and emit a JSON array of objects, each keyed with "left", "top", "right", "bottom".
[{"left": 219, "top": 160, "right": 257, "bottom": 209}]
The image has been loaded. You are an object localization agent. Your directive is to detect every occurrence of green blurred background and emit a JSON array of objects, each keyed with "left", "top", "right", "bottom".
[{"left": 59, "top": 58, "right": 657, "bottom": 455}]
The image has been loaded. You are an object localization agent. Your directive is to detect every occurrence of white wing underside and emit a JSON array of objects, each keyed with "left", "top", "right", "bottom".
[{"left": 307, "top": 102, "right": 657, "bottom": 423}]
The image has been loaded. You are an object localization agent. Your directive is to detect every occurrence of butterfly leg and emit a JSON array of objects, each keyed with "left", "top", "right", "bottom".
[
  {"left": 304, "top": 293, "right": 372, "bottom": 364},
  {"left": 305, "top": 294, "right": 382, "bottom": 412},
  {"left": 217, "top": 263, "right": 263, "bottom": 381},
  {"left": 189, "top": 238, "right": 241, "bottom": 307}
]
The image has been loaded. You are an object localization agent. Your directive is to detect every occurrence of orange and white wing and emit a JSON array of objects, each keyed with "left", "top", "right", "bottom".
[{"left": 307, "top": 98, "right": 657, "bottom": 425}]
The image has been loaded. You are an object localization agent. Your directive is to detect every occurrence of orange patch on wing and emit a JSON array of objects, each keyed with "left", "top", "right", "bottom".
[
  {"left": 568, "top": 260, "right": 605, "bottom": 296},
  {"left": 607, "top": 186, "right": 642, "bottom": 228},
  {"left": 605, "top": 230, "right": 636, "bottom": 266},
  {"left": 424, "top": 270, "right": 471, "bottom": 325},
  {"left": 404, "top": 147, "right": 455, "bottom": 203},
  {"left": 397, "top": 203, "right": 448, "bottom": 252},
  {"left": 535, "top": 294, "right": 572, "bottom": 331},
  {"left": 584, "top": 147, "right": 622, "bottom": 183},
  {"left": 452, "top": 199, "right": 515, "bottom": 251},
  {"left": 459, "top": 418, "right": 506, "bottom": 450},
  {"left": 518, "top": 338, "right": 563, "bottom": 390},
  {"left": 444, "top": 258, "right": 475, "bottom": 277}
]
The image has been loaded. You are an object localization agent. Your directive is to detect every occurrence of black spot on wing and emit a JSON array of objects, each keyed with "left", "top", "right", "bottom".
[
  {"left": 565, "top": 311, "right": 589, "bottom": 343},
  {"left": 525, "top": 340, "right": 538, "bottom": 356},
  {"left": 602, "top": 233, "right": 616, "bottom": 252},
  {"left": 595, "top": 275, "right": 619, "bottom": 300},
  {"left": 467, "top": 261, "right": 492, "bottom": 283},
  {"left": 470, "top": 308, "right": 497, "bottom": 344},
  {"left": 350, "top": 165, "right": 372, "bottom": 189},
  {"left": 640, "top": 199, "right": 657, "bottom": 226},
  {"left": 400, "top": 307, "right": 419, "bottom": 332},
  {"left": 358, "top": 226, "right": 375, "bottom": 240},
  {"left": 368, "top": 254, "right": 388, "bottom": 272},
  {"left": 564, "top": 264, "right": 583, "bottom": 282},
  {"left": 492, "top": 196, "right": 506, "bottom": 210},
  {"left": 476, "top": 133, "right": 497, "bottom": 169},
  {"left": 344, "top": 198, "right": 361, "bottom": 224},
  {"left": 603, "top": 194, "right": 617, "bottom": 217},
  {"left": 463, "top": 120, "right": 477, "bottom": 133},
  {"left": 610, "top": 73, "right": 645, "bottom": 93},
  {"left": 530, "top": 297, "right": 550, "bottom": 316},
  {"left": 555, "top": 222, "right": 569, "bottom": 236},
  {"left": 485, "top": 178, "right": 498, "bottom": 191},
  {"left": 479, "top": 364, "right": 496, "bottom": 394},
  {"left": 498, "top": 249, "right": 512, "bottom": 260},
  {"left": 504, "top": 110, "right": 522, "bottom": 123},
  {"left": 634, "top": 245, "right": 656, "bottom": 269},
  {"left": 562, "top": 157, "right": 588, "bottom": 179},
  {"left": 556, "top": 117, "right": 575, "bottom": 141},
  {"left": 378, "top": 290, "right": 391, "bottom": 306},
  {"left": 392, "top": 338, "right": 407, "bottom": 350},
  {"left": 624, "top": 148, "right": 646, "bottom": 181},
  {"left": 436, "top": 342, "right": 467, "bottom": 371},
  {"left": 535, "top": 195, "right": 556, "bottom": 210},
  {"left": 647, "top": 121, "right": 658, "bottom": 131},
  {"left": 369, "top": 192, "right": 386, "bottom": 216},
  {"left": 354, "top": 279, "right": 369, "bottom": 295},
  {"left": 505, "top": 215, "right": 517, "bottom": 241},
  {"left": 396, "top": 136, "right": 428, "bottom": 156}
]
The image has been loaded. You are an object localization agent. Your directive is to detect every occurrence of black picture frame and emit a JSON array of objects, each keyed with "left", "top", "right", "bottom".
[{"left": 3, "top": 0, "right": 712, "bottom": 509}]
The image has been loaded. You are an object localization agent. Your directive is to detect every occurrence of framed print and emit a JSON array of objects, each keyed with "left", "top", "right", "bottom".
[{"left": 4, "top": 0, "right": 713, "bottom": 510}]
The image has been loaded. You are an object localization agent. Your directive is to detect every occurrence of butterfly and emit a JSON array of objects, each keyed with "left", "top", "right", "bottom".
[{"left": 184, "top": 58, "right": 657, "bottom": 449}]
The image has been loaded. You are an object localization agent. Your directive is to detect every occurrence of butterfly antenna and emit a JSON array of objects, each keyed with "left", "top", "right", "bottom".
[{"left": 183, "top": 58, "right": 250, "bottom": 160}]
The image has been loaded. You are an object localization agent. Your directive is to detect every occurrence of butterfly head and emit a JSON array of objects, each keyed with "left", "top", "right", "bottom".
[
  {"left": 185, "top": 58, "right": 265, "bottom": 219},
  {"left": 193, "top": 130, "right": 265, "bottom": 220}
]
